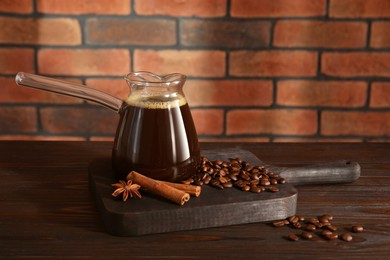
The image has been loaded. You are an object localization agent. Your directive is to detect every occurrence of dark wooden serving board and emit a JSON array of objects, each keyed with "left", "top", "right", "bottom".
[{"left": 88, "top": 149, "right": 360, "bottom": 236}]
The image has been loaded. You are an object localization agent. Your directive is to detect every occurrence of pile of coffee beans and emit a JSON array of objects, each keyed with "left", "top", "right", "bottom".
[
  {"left": 183, "top": 156, "right": 286, "bottom": 192},
  {"left": 272, "top": 214, "right": 364, "bottom": 242}
]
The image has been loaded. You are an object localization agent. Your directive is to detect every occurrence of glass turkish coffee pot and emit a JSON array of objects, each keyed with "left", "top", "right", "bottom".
[{"left": 15, "top": 71, "right": 200, "bottom": 182}]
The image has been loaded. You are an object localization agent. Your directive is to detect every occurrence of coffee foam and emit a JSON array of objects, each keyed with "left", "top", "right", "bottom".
[{"left": 125, "top": 94, "right": 187, "bottom": 109}]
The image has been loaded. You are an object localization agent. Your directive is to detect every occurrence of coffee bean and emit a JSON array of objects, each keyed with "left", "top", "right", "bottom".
[
  {"left": 250, "top": 186, "right": 261, "bottom": 193},
  {"left": 229, "top": 173, "right": 238, "bottom": 181},
  {"left": 318, "top": 216, "right": 330, "bottom": 224},
  {"left": 324, "top": 233, "right": 338, "bottom": 240},
  {"left": 288, "top": 234, "right": 299, "bottom": 241},
  {"left": 203, "top": 175, "right": 212, "bottom": 185},
  {"left": 321, "top": 229, "right": 333, "bottom": 236},
  {"left": 210, "top": 179, "right": 223, "bottom": 189},
  {"left": 240, "top": 173, "right": 251, "bottom": 181},
  {"left": 340, "top": 233, "right": 353, "bottom": 242},
  {"left": 305, "top": 224, "right": 316, "bottom": 231},
  {"left": 194, "top": 180, "right": 203, "bottom": 186},
  {"left": 193, "top": 156, "right": 286, "bottom": 193},
  {"left": 320, "top": 214, "right": 333, "bottom": 221},
  {"left": 288, "top": 215, "right": 299, "bottom": 224},
  {"left": 352, "top": 225, "right": 364, "bottom": 233},
  {"left": 251, "top": 172, "right": 260, "bottom": 180},
  {"left": 222, "top": 181, "right": 233, "bottom": 188},
  {"left": 260, "top": 178, "right": 271, "bottom": 186},
  {"left": 181, "top": 178, "right": 193, "bottom": 185},
  {"left": 272, "top": 220, "right": 286, "bottom": 227},
  {"left": 242, "top": 185, "right": 250, "bottom": 192},
  {"left": 325, "top": 225, "right": 337, "bottom": 232},
  {"left": 306, "top": 217, "right": 319, "bottom": 224},
  {"left": 268, "top": 186, "right": 279, "bottom": 192},
  {"left": 293, "top": 222, "right": 302, "bottom": 229},
  {"left": 219, "top": 176, "right": 229, "bottom": 184},
  {"left": 270, "top": 214, "right": 365, "bottom": 243},
  {"left": 301, "top": 232, "right": 313, "bottom": 240},
  {"left": 215, "top": 160, "right": 223, "bottom": 166}
]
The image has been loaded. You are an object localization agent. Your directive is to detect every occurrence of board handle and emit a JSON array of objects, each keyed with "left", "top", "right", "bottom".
[{"left": 280, "top": 160, "right": 360, "bottom": 185}]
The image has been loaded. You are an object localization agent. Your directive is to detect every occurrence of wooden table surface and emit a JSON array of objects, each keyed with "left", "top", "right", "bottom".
[{"left": 0, "top": 141, "right": 389, "bottom": 259}]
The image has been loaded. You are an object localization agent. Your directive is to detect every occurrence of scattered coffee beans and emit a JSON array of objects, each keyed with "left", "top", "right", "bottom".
[
  {"left": 288, "top": 234, "right": 299, "bottom": 241},
  {"left": 352, "top": 225, "right": 364, "bottom": 233},
  {"left": 301, "top": 231, "right": 313, "bottom": 240},
  {"left": 185, "top": 156, "right": 285, "bottom": 193},
  {"left": 340, "top": 233, "right": 353, "bottom": 242},
  {"left": 271, "top": 214, "right": 364, "bottom": 243},
  {"left": 324, "top": 233, "right": 338, "bottom": 240}
]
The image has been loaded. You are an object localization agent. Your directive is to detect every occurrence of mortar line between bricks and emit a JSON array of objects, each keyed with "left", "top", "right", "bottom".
[
  {"left": 366, "top": 20, "right": 372, "bottom": 48},
  {"left": 226, "top": 0, "right": 231, "bottom": 18},
  {"left": 5, "top": 102, "right": 389, "bottom": 112},
  {"left": 176, "top": 18, "right": 181, "bottom": 48},
  {"left": 222, "top": 109, "right": 228, "bottom": 137},
  {"left": 365, "top": 81, "right": 372, "bottom": 108},
  {"left": 5, "top": 44, "right": 390, "bottom": 52},
  {"left": 2, "top": 11, "right": 390, "bottom": 22},
  {"left": 197, "top": 134, "right": 380, "bottom": 140},
  {"left": 272, "top": 79, "right": 277, "bottom": 107},
  {"left": 317, "top": 110, "right": 322, "bottom": 136},
  {"left": 325, "top": 0, "right": 330, "bottom": 18},
  {"left": 32, "top": 0, "right": 37, "bottom": 13},
  {"left": 130, "top": 0, "right": 135, "bottom": 16}
]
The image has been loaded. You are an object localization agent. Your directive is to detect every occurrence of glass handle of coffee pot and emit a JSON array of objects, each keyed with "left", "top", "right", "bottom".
[{"left": 15, "top": 72, "right": 124, "bottom": 113}]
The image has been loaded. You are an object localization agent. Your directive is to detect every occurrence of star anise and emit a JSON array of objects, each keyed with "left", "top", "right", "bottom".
[{"left": 111, "top": 180, "right": 141, "bottom": 201}]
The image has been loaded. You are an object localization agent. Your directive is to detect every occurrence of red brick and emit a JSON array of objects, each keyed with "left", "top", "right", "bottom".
[
  {"left": 277, "top": 80, "right": 367, "bottom": 107},
  {"left": 0, "top": 17, "right": 81, "bottom": 45},
  {"left": 322, "top": 52, "right": 390, "bottom": 77},
  {"left": 368, "top": 138, "right": 390, "bottom": 143},
  {"left": 230, "top": 51, "right": 317, "bottom": 77},
  {"left": 86, "top": 18, "right": 176, "bottom": 46},
  {"left": 38, "top": 49, "right": 130, "bottom": 76},
  {"left": 273, "top": 137, "right": 362, "bottom": 142},
  {"left": 370, "top": 82, "right": 390, "bottom": 108},
  {"left": 329, "top": 0, "right": 390, "bottom": 18},
  {"left": 191, "top": 109, "right": 224, "bottom": 135},
  {"left": 134, "top": 50, "right": 225, "bottom": 77},
  {"left": 40, "top": 107, "right": 118, "bottom": 134},
  {"left": 135, "top": 0, "right": 226, "bottom": 17},
  {"left": 184, "top": 80, "right": 273, "bottom": 107},
  {"left": 274, "top": 20, "right": 367, "bottom": 48},
  {"left": 370, "top": 22, "right": 390, "bottom": 48},
  {"left": 321, "top": 111, "right": 390, "bottom": 136},
  {"left": 85, "top": 78, "right": 129, "bottom": 101},
  {"left": 0, "top": 0, "right": 32, "bottom": 13},
  {"left": 180, "top": 20, "right": 270, "bottom": 48},
  {"left": 231, "top": 0, "right": 326, "bottom": 17},
  {"left": 0, "top": 135, "right": 86, "bottom": 141},
  {"left": 226, "top": 109, "right": 317, "bottom": 135},
  {"left": 0, "top": 48, "right": 34, "bottom": 74},
  {"left": 199, "top": 137, "right": 270, "bottom": 142},
  {"left": 0, "top": 76, "right": 82, "bottom": 103},
  {"left": 0, "top": 106, "right": 37, "bottom": 132},
  {"left": 90, "top": 136, "right": 114, "bottom": 141},
  {"left": 37, "top": 0, "right": 130, "bottom": 15}
]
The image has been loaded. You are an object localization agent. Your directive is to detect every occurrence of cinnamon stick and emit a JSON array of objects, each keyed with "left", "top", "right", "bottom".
[
  {"left": 157, "top": 181, "right": 201, "bottom": 197},
  {"left": 127, "top": 171, "right": 190, "bottom": 206}
]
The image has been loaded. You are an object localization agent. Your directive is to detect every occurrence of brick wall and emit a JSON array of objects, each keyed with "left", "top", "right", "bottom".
[{"left": 1, "top": 0, "right": 390, "bottom": 142}]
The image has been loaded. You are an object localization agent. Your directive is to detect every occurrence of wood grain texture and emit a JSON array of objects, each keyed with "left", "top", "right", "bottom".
[{"left": 0, "top": 141, "right": 389, "bottom": 258}]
